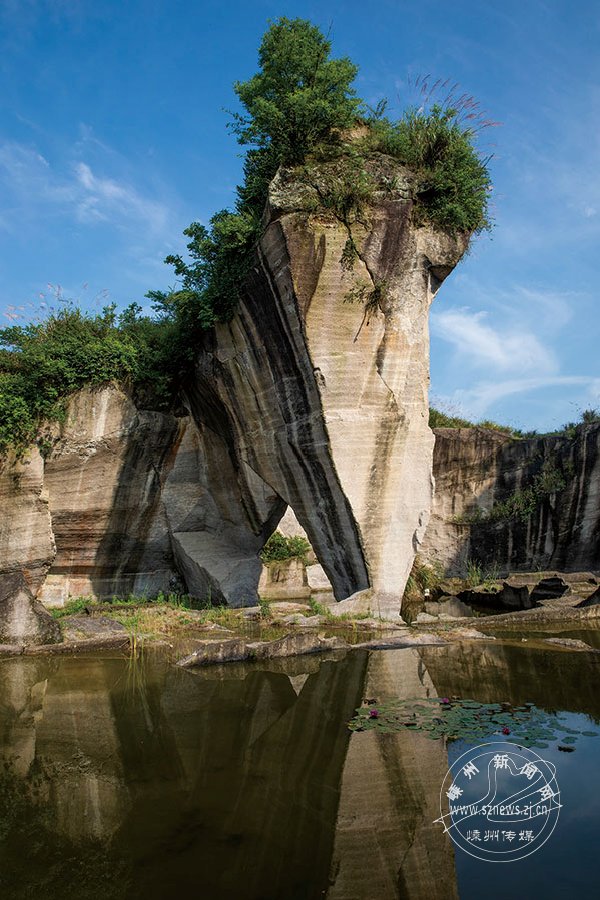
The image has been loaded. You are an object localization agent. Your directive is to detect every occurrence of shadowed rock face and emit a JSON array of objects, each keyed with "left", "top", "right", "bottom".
[
  {"left": 0, "top": 157, "right": 468, "bottom": 611},
  {"left": 421, "top": 425, "right": 600, "bottom": 575}
]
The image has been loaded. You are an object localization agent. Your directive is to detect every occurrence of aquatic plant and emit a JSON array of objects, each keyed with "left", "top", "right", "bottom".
[{"left": 348, "top": 697, "right": 599, "bottom": 749}]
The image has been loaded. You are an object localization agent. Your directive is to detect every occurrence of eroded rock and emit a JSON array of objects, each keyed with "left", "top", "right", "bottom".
[
  {"left": 1, "top": 156, "right": 470, "bottom": 613},
  {"left": 176, "top": 630, "right": 349, "bottom": 667},
  {"left": 421, "top": 424, "right": 600, "bottom": 575},
  {"left": 0, "top": 572, "right": 61, "bottom": 645}
]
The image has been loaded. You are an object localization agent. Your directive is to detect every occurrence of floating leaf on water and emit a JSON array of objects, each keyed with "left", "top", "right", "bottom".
[
  {"left": 581, "top": 731, "right": 599, "bottom": 737},
  {"left": 347, "top": 696, "right": 586, "bottom": 743},
  {"left": 561, "top": 736, "right": 577, "bottom": 744}
]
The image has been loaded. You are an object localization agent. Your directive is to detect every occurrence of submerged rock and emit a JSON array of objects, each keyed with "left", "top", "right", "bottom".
[{"left": 543, "top": 637, "right": 600, "bottom": 652}]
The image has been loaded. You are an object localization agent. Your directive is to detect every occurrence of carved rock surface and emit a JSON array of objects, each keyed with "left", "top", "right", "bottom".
[
  {"left": 0, "top": 447, "right": 54, "bottom": 592},
  {"left": 0, "top": 385, "right": 283, "bottom": 607},
  {"left": 188, "top": 159, "right": 467, "bottom": 613},
  {"left": 0, "top": 571, "right": 61, "bottom": 645},
  {"left": 1, "top": 157, "right": 469, "bottom": 611},
  {"left": 421, "top": 425, "right": 600, "bottom": 575}
]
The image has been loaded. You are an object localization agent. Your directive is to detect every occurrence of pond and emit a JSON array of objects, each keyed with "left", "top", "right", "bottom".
[{"left": 0, "top": 636, "right": 598, "bottom": 899}]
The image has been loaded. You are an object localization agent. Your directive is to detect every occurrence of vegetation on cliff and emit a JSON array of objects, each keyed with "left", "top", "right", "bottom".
[
  {"left": 430, "top": 405, "right": 600, "bottom": 440},
  {"left": 159, "top": 18, "right": 493, "bottom": 334},
  {"left": 0, "top": 304, "right": 181, "bottom": 453},
  {"left": 0, "top": 17, "right": 493, "bottom": 453}
]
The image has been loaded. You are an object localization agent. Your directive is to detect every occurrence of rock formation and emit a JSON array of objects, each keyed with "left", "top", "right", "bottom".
[
  {"left": 185, "top": 158, "right": 468, "bottom": 614},
  {"left": 421, "top": 424, "right": 600, "bottom": 575},
  {"left": 0, "top": 571, "right": 61, "bottom": 645},
  {"left": 1, "top": 155, "right": 469, "bottom": 614}
]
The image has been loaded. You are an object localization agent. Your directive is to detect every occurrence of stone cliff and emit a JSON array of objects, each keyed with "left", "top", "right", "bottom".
[
  {"left": 1, "top": 155, "right": 469, "bottom": 615},
  {"left": 421, "top": 424, "right": 600, "bottom": 575}
]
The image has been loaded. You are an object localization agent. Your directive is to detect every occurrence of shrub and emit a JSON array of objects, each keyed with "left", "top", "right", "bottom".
[
  {"left": 429, "top": 407, "right": 515, "bottom": 434},
  {"left": 0, "top": 306, "right": 141, "bottom": 454},
  {"left": 364, "top": 96, "right": 493, "bottom": 234},
  {"left": 260, "top": 531, "right": 311, "bottom": 563},
  {"left": 404, "top": 556, "right": 444, "bottom": 600}
]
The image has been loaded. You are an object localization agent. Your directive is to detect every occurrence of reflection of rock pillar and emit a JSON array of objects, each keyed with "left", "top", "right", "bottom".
[
  {"left": 35, "top": 659, "right": 129, "bottom": 842},
  {"left": 0, "top": 658, "right": 53, "bottom": 777},
  {"left": 328, "top": 649, "right": 457, "bottom": 900}
]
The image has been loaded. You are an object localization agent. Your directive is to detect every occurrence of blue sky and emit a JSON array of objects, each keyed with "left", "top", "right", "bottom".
[{"left": 0, "top": 0, "right": 598, "bottom": 431}]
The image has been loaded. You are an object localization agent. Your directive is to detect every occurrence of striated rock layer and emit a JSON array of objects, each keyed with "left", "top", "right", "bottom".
[
  {"left": 1, "top": 157, "right": 469, "bottom": 612},
  {"left": 187, "top": 159, "right": 468, "bottom": 613},
  {"left": 421, "top": 424, "right": 600, "bottom": 575}
]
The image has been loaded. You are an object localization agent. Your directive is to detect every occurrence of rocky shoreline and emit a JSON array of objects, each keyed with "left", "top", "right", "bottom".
[{"left": 1, "top": 589, "right": 599, "bottom": 666}]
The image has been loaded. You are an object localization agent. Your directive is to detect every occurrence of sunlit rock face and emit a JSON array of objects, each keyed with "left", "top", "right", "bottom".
[
  {"left": 189, "top": 159, "right": 468, "bottom": 613},
  {"left": 0, "top": 157, "right": 469, "bottom": 611},
  {"left": 0, "top": 385, "right": 283, "bottom": 607},
  {"left": 421, "top": 424, "right": 600, "bottom": 575},
  {"left": 0, "top": 447, "right": 54, "bottom": 592}
]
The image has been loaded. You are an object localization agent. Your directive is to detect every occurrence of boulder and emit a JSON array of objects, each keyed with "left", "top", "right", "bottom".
[
  {"left": 530, "top": 576, "right": 569, "bottom": 605},
  {"left": 575, "top": 585, "right": 600, "bottom": 608},
  {"left": 0, "top": 572, "right": 61, "bottom": 645}
]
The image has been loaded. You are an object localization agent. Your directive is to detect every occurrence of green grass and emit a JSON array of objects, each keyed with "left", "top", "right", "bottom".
[
  {"left": 50, "top": 590, "right": 194, "bottom": 619},
  {"left": 404, "top": 556, "right": 445, "bottom": 600},
  {"left": 465, "top": 560, "right": 500, "bottom": 588},
  {"left": 258, "top": 597, "right": 272, "bottom": 619},
  {"left": 429, "top": 407, "right": 517, "bottom": 434}
]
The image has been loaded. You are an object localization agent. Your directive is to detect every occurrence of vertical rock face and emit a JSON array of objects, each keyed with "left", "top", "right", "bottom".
[
  {"left": 0, "top": 157, "right": 469, "bottom": 611},
  {"left": 39, "top": 387, "right": 181, "bottom": 605},
  {"left": 0, "top": 385, "right": 285, "bottom": 607},
  {"left": 421, "top": 424, "right": 600, "bottom": 574},
  {"left": 0, "top": 447, "right": 54, "bottom": 592},
  {"left": 189, "top": 159, "right": 468, "bottom": 613}
]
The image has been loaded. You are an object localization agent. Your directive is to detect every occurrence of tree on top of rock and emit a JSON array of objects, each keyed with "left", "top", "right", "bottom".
[{"left": 231, "top": 17, "right": 360, "bottom": 166}]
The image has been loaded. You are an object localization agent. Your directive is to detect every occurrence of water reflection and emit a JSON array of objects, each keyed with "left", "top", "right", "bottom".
[{"left": 0, "top": 638, "right": 598, "bottom": 898}]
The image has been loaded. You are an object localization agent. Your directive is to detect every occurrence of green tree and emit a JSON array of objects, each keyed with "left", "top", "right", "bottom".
[
  {"left": 154, "top": 19, "right": 362, "bottom": 333},
  {"left": 231, "top": 17, "right": 360, "bottom": 168}
]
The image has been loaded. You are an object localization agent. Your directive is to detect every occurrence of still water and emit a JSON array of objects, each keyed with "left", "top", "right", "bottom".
[{"left": 0, "top": 639, "right": 598, "bottom": 899}]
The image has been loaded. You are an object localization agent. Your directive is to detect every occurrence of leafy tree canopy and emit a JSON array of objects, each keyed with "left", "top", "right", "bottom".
[{"left": 231, "top": 17, "right": 360, "bottom": 165}]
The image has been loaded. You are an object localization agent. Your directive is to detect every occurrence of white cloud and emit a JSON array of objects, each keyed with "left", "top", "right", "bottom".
[
  {"left": 74, "top": 162, "right": 168, "bottom": 233},
  {"left": 431, "top": 307, "right": 556, "bottom": 375},
  {"left": 437, "top": 375, "right": 600, "bottom": 421},
  {"left": 0, "top": 139, "right": 172, "bottom": 238}
]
